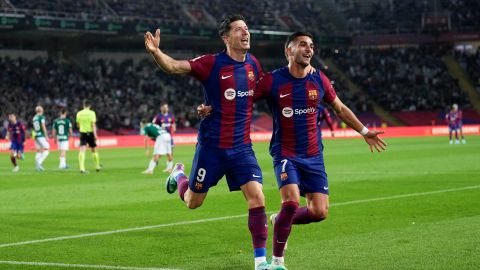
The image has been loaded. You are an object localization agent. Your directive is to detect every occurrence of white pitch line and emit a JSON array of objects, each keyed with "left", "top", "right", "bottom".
[
  {"left": 1, "top": 185, "right": 479, "bottom": 249},
  {"left": 0, "top": 214, "right": 247, "bottom": 248},
  {"left": 0, "top": 260, "right": 181, "bottom": 270},
  {"left": 331, "top": 185, "right": 480, "bottom": 206}
]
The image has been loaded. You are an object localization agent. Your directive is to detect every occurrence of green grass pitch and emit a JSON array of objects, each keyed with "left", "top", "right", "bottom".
[{"left": 1, "top": 136, "right": 479, "bottom": 270}]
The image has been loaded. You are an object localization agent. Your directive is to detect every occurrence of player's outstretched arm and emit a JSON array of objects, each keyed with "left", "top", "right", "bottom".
[
  {"left": 144, "top": 29, "right": 191, "bottom": 74},
  {"left": 330, "top": 97, "right": 387, "bottom": 153}
]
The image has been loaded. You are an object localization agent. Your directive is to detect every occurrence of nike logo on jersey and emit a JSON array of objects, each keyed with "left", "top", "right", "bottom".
[
  {"left": 221, "top": 75, "right": 232, "bottom": 79},
  {"left": 280, "top": 93, "right": 291, "bottom": 98},
  {"left": 323, "top": 186, "right": 329, "bottom": 190},
  {"left": 252, "top": 174, "right": 261, "bottom": 178}
]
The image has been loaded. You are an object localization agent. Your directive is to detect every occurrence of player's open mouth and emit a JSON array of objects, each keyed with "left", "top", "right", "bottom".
[
  {"left": 303, "top": 54, "right": 312, "bottom": 59},
  {"left": 241, "top": 38, "right": 249, "bottom": 44}
]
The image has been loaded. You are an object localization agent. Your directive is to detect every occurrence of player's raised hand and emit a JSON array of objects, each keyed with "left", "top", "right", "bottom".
[
  {"left": 144, "top": 29, "right": 160, "bottom": 54},
  {"left": 363, "top": 130, "right": 387, "bottom": 153},
  {"left": 197, "top": 104, "right": 212, "bottom": 118}
]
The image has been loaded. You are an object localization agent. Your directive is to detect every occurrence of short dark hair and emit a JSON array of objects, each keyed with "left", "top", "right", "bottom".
[
  {"left": 83, "top": 99, "right": 91, "bottom": 108},
  {"left": 285, "top": 31, "right": 314, "bottom": 49},
  {"left": 60, "top": 109, "right": 67, "bottom": 115},
  {"left": 218, "top": 14, "right": 246, "bottom": 37}
]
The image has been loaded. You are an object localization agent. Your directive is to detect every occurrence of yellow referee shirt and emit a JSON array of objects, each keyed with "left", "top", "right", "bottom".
[{"left": 76, "top": 108, "right": 96, "bottom": 133}]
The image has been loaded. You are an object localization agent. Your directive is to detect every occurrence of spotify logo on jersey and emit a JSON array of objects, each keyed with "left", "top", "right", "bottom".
[
  {"left": 224, "top": 88, "right": 236, "bottom": 100},
  {"left": 282, "top": 107, "right": 293, "bottom": 118}
]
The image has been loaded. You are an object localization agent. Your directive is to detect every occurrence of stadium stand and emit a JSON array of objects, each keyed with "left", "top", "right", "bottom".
[
  {"left": 0, "top": 56, "right": 205, "bottom": 134},
  {"left": 455, "top": 49, "right": 480, "bottom": 93},
  {"left": 334, "top": 0, "right": 431, "bottom": 34},
  {"left": 331, "top": 46, "right": 470, "bottom": 112},
  {"left": 442, "top": 0, "right": 480, "bottom": 32},
  {"left": 7, "top": 0, "right": 113, "bottom": 21},
  {"left": 1, "top": 0, "right": 333, "bottom": 33},
  {"left": 1, "top": 0, "right": 479, "bottom": 137}
]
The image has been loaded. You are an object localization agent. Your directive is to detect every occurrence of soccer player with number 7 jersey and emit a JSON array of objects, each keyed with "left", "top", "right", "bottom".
[
  {"left": 145, "top": 14, "right": 270, "bottom": 270},
  {"left": 52, "top": 109, "right": 73, "bottom": 169},
  {"left": 254, "top": 32, "right": 387, "bottom": 270}
]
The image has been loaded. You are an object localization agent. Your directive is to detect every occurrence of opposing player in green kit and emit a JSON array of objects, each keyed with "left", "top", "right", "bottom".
[
  {"left": 32, "top": 105, "right": 50, "bottom": 171},
  {"left": 52, "top": 109, "right": 73, "bottom": 169},
  {"left": 141, "top": 120, "right": 172, "bottom": 175}
]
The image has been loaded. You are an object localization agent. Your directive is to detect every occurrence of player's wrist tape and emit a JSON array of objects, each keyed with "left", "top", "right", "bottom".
[{"left": 360, "top": 127, "right": 369, "bottom": 136}]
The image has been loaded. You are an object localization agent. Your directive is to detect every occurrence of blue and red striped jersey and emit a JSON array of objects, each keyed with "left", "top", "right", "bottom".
[
  {"left": 445, "top": 110, "right": 462, "bottom": 125},
  {"left": 7, "top": 121, "right": 26, "bottom": 144},
  {"left": 188, "top": 51, "right": 262, "bottom": 149},
  {"left": 153, "top": 112, "right": 175, "bottom": 134},
  {"left": 255, "top": 66, "right": 336, "bottom": 159}
]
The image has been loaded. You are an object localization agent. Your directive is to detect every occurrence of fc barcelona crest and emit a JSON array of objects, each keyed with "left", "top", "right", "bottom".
[
  {"left": 248, "top": 71, "right": 255, "bottom": 81},
  {"left": 308, "top": 89, "right": 318, "bottom": 100}
]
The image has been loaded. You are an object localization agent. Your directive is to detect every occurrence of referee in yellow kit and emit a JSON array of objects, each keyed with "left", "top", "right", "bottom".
[{"left": 76, "top": 99, "right": 101, "bottom": 173}]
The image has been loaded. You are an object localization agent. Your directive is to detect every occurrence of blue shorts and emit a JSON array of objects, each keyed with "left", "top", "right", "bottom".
[
  {"left": 273, "top": 155, "right": 329, "bottom": 195},
  {"left": 449, "top": 124, "right": 459, "bottom": 131},
  {"left": 10, "top": 141, "right": 24, "bottom": 154},
  {"left": 188, "top": 144, "right": 263, "bottom": 193}
]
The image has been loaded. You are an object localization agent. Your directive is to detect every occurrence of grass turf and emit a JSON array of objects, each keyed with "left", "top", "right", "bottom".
[{"left": 0, "top": 136, "right": 479, "bottom": 270}]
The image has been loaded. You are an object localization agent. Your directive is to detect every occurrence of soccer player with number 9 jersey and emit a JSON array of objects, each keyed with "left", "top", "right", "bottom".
[
  {"left": 145, "top": 14, "right": 270, "bottom": 270},
  {"left": 254, "top": 32, "right": 387, "bottom": 269}
]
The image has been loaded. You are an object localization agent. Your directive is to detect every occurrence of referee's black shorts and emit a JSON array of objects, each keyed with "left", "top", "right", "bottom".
[{"left": 80, "top": 132, "right": 97, "bottom": 148}]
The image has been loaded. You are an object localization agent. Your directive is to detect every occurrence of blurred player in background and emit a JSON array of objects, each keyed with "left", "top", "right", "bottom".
[
  {"left": 252, "top": 32, "right": 386, "bottom": 269},
  {"left": 317, "top": 104, "right": 335, "bottom": 137},
  {"left": 6, "top": 114, "right": 26, "bottom": 172},
  {"left": 140, "top": 120, "right": 172, "bottom": 174},
  {"left": 76, "top": 99, "right": 101, "bottom": 173},
  {"left": 52, "top": 109, "right": 73, "bottom": 169},
  {"left": 152, "top": 103, "right": 175, "bottom": 172},
  {"left": 446, "top": 103, "right": 466, "bottom": 144},
  {"left": 145, "top": 14, "right": 270, "bottom": 270},
  {"left": 32, "top": 106, "right": 50, "bottom": 171}
]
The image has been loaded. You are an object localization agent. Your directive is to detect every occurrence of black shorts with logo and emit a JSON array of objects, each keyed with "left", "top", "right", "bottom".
[{"left": 80, "top": 132, "right": 97, "bottom": 148}]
